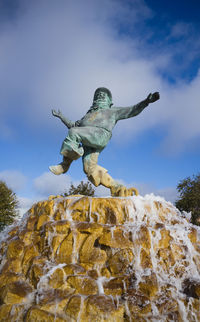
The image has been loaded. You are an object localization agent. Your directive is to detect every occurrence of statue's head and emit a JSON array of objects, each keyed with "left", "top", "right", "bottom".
[{"left": 93, "top": 87, "right": 113, "bottom": 109}]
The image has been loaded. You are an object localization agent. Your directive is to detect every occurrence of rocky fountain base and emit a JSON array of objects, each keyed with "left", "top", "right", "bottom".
[{"left": 0, "top": 195, "right": 200, "bottom": 321}]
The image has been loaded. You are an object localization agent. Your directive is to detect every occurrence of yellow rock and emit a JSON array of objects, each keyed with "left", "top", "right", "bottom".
[
  {"left": 29, "top": 263, "right": 44, "bottom": 288},
  {"left": 18, "top": 229, "right": 33, "bottom": 246},
  {"left": 26, "top": 307, "right": 67, "bottom": 322},
  {"left": 79, "top": 227, "right": 107, "bottom": 265},
  {"left": 0, "top": 281, "right": 33, "bottom": 304},
  {"left": 22, "top": 244, "right": 39, "bottom": 275},
  {"left": 156, "top": 296, "right": 178, "bottom": 315},
  {"left": 63, "top": 264, "right": 86, "bottom": 275},
  {"left": 65, "top": 295, "right": 82, "bottom": 320},
  {"left": 101, "top": 267, "right": 111, "bottom": 278},
  {"left": 49, "top": 267, "right": 65, "bottom": 288},
  {"left": 138, "top": 273, "right": 158, "bottom": 298},
  {"left": 26, "top": 215, "right": 37, "bottom": 230},
  {"left": 99, "top": 227, "right": 133, "bottom": 249},
  {"left": 0, "top": 304, "right": 12, "bottom": 321},
  {"left": 108, "top": 249, "right": 134, "bottom": 275},
  {"left": 158, "top": 229, "right": 172, "bottom": 249},
  {"left": 36, "top": 213, "right": 49, "bottom": 230},
  {"left": 104, "top": 277, "right": 125, "bottom": 296},
  {"left": 87, "top": 269, "right": 99, "bottom": 279},
  {"left": 90, "top": 198, "right": 127, "bottom": 224},
  {"left": 188, "top": 227, "right": 197, "bottom": 243},
  {"left": 83, "top": 295, "right": 125, "bottom": 321},
  {"left": 56, "top": 231, "right": 87, "bottom": 264},
  {"left": 76, "top": 222, "right": 103, "bottom": 233},
  {"left": 188, "top": 298, "right": 200, "bottom": 318},
  {"left": 45, "top": 220, "right": 70, "bottom": 234},
  {"left": 71, "top": 209, "right": 88, "bottom": 222},
  {"left": 157, "top": 248, "right": 175, "bottom": 272},
  {"left": 67, "top": 276, "right": 98, "bottom": 295},
  {"left": 170, "top": 243, "right": 185, "bottom": 261},
  {"left": 79, "top": 262, "right": 94, "bottom": 272},
  {"left": 37, "top": 289, "right": 74, "bottom": 307},
  {"left": 48, "top": 194, "right": 62, "bottom": 200},
  {"left": 55, "top": 232, "right": 73, "bottom": 264},
  {"left": 135, "top": 225, "right": 151, "bottom": 251},
  {"left": 37, "top": 200, "right": 54, "bottom": 216},
  {"left": 26, "top": 256, "right": 45, "bottom": 289},
  {"left": 0, "top": 195, "right": 199, "bottom": 321},
  {"left": 1, "top": 258, "right": 22, "bottom": 274},
  {"left": 69, "top": 196, "right": 90, "bottom": 211},
  {"left": 140, "top": 248, "right": 152, "bottom": 269},
  {"left": 7, "top": 239, "right": 24, "bottom": 260},
  {"left": 5, "top": 304, "right": 26, "bottom": 322},
  {"left": 127, "top": 291, "right": 152, "bottom": 317},
  {"left": 8, "top": 226, "right": 19, "bottom": 237},
  {"left": 31, "top": 231, "right": 41, "bottom": 246},
  {"left": 0, "top": 271, "right": 22, "bottom": 288},
  {"left": 40, "top": 297, "right": 71, "bottom": 317},
  {"left": 53, "top": 199, "right": 72, "bottom": 220},
  {"left": 0, "top": 241, "right": 6, "bottom": 257}
]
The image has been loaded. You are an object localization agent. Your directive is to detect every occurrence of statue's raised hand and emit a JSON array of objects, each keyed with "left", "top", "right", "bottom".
[
  {"left": 52, "top": 109, "right": 62, "bottom": 118},
  {"left": 147, "top": 92, "right": 160, "bottom": 103}
]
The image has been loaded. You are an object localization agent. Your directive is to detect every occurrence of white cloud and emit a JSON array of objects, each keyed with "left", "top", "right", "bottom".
[
  {"left": 95, "top": 179, "right": 177, "bottom": 203},
  {"left": 33, "top": 171, "right": 72, "bottom": 196},
  {"left": 156, "top": 187, "right": 178, "bottom": 204},
  {"left": 95, "top": 185, "right": 110, "bottom": 197},
  {"left": 0, "top": 0, "right": 199, "bottom": 154},
  {"left": 18, "top": 196, "right": 34, "bottom": 209},
  {"left": 0, "top": 170, "right": 27, "bottom": 192},
  {"left": 17, "top": 196, "right": 35, "bottom": 218},
  {"left": 134, "top": 182, "right": 178, "bottom": 204}
]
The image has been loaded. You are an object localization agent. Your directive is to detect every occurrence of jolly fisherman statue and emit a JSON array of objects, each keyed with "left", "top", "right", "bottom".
[{"left": 49, "top": 88, "right": 160, "bottom": 196}]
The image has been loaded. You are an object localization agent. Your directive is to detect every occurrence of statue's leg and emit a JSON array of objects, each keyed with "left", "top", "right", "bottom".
[
  {"left": 49, "top": 156, "right": 73, "bottom": 175},
  {"left": 61, "top": 126, "right": 111, "bottom": 157},
  {"left": 60, "top": 127, "right": 84, "bottom": 159},
  {"left": 49, "top": 127, "right": 87, "bottom": 175},
  {"left": 50, "top": 127, "right": 112, "bottom": 175},
  {"left": 82, "top": 148, "right": 138, "bottom": 196}
]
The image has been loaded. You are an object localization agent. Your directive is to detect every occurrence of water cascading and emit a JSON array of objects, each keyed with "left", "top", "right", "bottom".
[{"left": 0, "top": 194, "right": 199, "bottom": 321}]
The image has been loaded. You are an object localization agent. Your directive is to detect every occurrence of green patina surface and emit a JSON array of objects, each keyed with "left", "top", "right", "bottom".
[
  {"left": 50, "top": 87, "right": 160, "bottom": 196},
  {"left": 55, "top": 88, "right": 157, "bottom": 155}
]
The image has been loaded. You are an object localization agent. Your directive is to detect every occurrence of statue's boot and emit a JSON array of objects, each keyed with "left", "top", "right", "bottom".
[
  {"left": 49, "top": 157, "right": 73, "bottom": 175},
  {"left": 110, "top": 185, "right": 139, "bottom": 197},
  {"left": 86, "top": 164, "right": 139, "bottom": 196}
]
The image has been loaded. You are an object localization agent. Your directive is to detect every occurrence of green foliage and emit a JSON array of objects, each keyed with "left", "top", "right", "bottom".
[
  {"left": 175, "top": 174, "right": 200, "bottom": 226},
  {"left": 63, "top": 181, "right": 95, "bottom": 197},
  {"left": 0, "top": 181, "right": 19, "bottom": 231}
]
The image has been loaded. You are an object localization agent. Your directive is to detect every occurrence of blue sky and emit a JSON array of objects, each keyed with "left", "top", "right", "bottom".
[{"left": 0, "top": 0, "right": 200, "bottom": 214}]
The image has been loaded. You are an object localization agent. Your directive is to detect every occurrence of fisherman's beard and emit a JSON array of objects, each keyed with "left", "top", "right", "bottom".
[{"left": 93, "top": 99, "right": 110, "bottom": 109}]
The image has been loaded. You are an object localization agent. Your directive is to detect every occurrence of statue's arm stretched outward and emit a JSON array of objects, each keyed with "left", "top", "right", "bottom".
[
  {"left": 50, "top": 90, "right": 160, "bottom": 197},
  {"left": 114, "top": 92, "right": 160, "bottom": 121},
  {"left": 52, "top": 109, "right": 80, "bottom": 128}
]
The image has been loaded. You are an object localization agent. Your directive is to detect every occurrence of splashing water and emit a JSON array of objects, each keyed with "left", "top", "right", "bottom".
[{"left": 0, "top": 194, "right": 199, "bottom": 321}]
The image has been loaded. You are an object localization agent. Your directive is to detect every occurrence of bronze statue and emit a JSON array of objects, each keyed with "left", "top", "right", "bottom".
[{"left": 49, "top": 88, "right": 160, "bottom": 196}]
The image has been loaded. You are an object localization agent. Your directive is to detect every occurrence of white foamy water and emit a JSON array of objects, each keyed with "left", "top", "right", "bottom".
[{"left": 0, "top": 194, "right": 199, "bottom": 321}]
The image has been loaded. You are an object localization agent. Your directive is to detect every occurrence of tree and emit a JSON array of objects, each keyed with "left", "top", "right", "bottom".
[
  {"left": 63, "top": 181, "right": 95, "bottom": 197},
  {"left": 175, "top": 174, "right": 200, "bottom": 226},
  {"left": 0, "top": 181, "right": 19, "bottom": 231}
]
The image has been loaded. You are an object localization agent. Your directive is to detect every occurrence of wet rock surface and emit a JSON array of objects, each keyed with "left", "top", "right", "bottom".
[{"left": 0, "top": 195, "right": 200, "bottom": 321}]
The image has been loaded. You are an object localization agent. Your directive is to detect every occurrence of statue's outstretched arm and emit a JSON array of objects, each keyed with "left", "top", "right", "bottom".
[
  {"left": 51, "top": 109, "right": 76, "bottom": 129},
  {"left": 115, "top": 92, "right": 160, "bottom": 121}
]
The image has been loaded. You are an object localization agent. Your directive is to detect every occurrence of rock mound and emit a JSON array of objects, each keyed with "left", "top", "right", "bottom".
[{"left": 0, "top": 195, "right": 200, "bottom": 321}]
